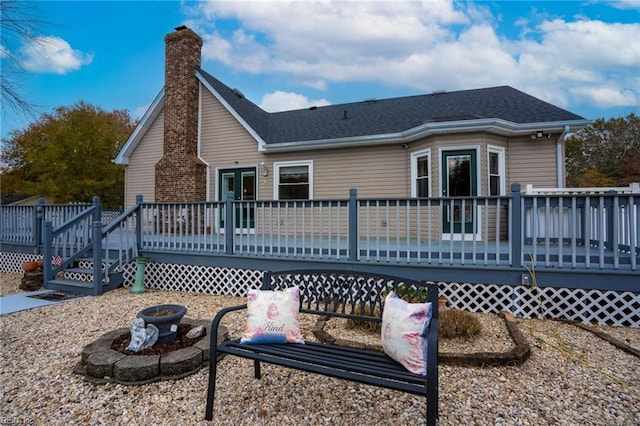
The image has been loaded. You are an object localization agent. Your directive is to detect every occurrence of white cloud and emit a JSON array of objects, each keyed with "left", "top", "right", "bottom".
[
  {"left": 535, "top": 19, "right": 639, "bottom": 69},
  {"left": 259, "top": 91, "right": 331, "bottom": 112},
  {"left": 197, "top": 0, "right": 465, "bottom": 77},
  {"left": 570, "top": 86, "right": 638, "bottom": 108},
  {"left": 20, "top": 36, "right": 93, "bottom": 74},
  {"left": 191, "top": 0, "right": 639, "bottom": 115},
  {"left": 608, "top": 0, "right": 640, "bottom": 10}
]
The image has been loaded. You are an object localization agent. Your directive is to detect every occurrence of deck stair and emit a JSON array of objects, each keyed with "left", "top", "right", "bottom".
[
  {"left": 46, "top": 256, "right": 127, "bottom": 295},
  {"left": 41, "top": 196, "right": 141, "bottom": 297}
]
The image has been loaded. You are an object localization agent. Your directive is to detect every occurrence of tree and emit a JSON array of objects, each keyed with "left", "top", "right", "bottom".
[
  {"left": 565, "top": 113, "right": 640, "bottom": 187},
  {"left": 0, "top": 0, "right": 48, "bottom": 117},
  {"left": 0, "top": 102, "right": 136, "bottom": 207}
]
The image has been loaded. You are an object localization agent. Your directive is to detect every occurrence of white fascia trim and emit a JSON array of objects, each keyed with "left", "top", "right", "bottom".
[
  {"left": 113, "top": 88, "right": 165, "bottom": 165},
  {"left": 196, "top": 70, "right": 268, "bottom": 152},
  {"left": 261, "top": 118, "right": 593, "bottom": 153}
]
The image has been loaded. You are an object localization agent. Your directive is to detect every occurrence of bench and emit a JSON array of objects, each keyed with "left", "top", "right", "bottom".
[{"left": 204, "top": 270, "right": 439, "bottom": 425}]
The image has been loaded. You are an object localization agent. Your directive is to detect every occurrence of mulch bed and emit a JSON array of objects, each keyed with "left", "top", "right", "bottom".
[{"left": 111, "top": 324, "right": 206, "bottom": 355}]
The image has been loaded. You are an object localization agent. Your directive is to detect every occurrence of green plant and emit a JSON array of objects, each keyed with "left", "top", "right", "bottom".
[
  {"left": 439, "top": 309, "right": 483, "bottom": 339},
  {"left": 383, "top": 284, "right": 429, "bottom": 303},
  {"left": 524, "top": 252, "right": 544, "bottom": 319}
]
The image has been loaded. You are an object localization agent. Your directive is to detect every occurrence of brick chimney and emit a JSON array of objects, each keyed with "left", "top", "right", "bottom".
[{"left": 155, "top": 26, "right": 206, "bottom": 202}]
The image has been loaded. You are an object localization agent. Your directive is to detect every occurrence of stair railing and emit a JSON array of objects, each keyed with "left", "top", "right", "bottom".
[
  {"left": 42, "top": 195, "right": 144, "bottom": 296},
  {"left": 100, "top": 195, "right": 143, "bottom": 280},
  {"left": 42, "top": 197, "right": 102, "bottom": 294}
]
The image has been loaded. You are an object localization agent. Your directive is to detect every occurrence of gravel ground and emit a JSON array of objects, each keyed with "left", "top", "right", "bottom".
[{"left": 0, "top": 273, "right": 638, "bottom": 425}]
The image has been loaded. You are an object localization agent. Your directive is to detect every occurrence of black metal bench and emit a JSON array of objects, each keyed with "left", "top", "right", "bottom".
[{"left": 204, "top": 270, "right": 439, "bottom": 426}]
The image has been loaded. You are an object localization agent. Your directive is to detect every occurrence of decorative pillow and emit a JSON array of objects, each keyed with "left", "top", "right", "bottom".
[
  {"left": 240, "top": 286, "right": 305, "bottom": 344},
  {"left": 381, "top": 291, "right": 432, "bottom": 375}
]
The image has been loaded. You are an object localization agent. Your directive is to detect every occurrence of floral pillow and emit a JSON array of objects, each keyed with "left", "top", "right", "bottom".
[
  {"left": 240, "top": 286, "right": 305, "bottom": 344},
  {"left": 381, "top": 291, "right": 432, "bottom": 375}
]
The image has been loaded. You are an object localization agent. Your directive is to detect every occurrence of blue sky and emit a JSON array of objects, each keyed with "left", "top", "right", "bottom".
[{"left": 1, "top": 0, "right": 639, "bottom": 142}]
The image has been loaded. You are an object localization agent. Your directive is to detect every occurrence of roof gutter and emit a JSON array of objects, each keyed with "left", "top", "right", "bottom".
[
  {"left": 556, "top": 125, "right": 576, "bottom": 188},
  {"left": 261, "top": 118, "right": 592, "bottom": 153}
]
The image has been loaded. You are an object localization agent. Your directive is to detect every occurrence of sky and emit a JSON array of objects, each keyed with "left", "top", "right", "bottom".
[{"left": 1, "top": 0, "right": 639, "bottom": 142}]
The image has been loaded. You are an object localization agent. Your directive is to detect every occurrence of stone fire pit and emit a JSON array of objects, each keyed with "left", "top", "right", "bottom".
[{"left": 74, "top": 319, "right": 228, "bottom": 385}]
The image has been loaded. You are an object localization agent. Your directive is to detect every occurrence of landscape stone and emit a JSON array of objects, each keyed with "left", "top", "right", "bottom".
[
  {"left": 76, "top": 321, "right": 229, "bottom": 384},
  {"left": 160, "top": 346, "right": 202, "bottom": 378},
  {"left": 81, "top": 339, "right": 114, "bottom": 363},
  {"left": 86, "top": 350, "right": 127, "bottom": 378},
  {"left": 20, "top": 271, "right": 43, "bottom": 291},
  {"left": 114, "top": 354, "right": 160, "bottom": 384}
]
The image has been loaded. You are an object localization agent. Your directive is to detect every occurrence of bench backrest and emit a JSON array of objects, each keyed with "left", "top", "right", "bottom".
[{"left": 262, "top": 269, "right": 439, "bottom": 323}]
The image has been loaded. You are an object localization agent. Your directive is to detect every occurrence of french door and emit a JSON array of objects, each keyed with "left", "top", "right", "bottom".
[
  {"left": 219, "top": 168, "right": 256, "bottom": 230},
  {"left": 441, "top": 149, "right": 477, "bottom": 235}
]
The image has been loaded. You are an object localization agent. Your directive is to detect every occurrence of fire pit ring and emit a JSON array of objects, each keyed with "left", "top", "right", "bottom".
[{"left": 74, "top": 319, "right": 228, "bottom": 385}]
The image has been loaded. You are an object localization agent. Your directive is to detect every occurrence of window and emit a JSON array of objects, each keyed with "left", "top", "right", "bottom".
[
  {"left": 274, "top": 161, "right": 313, "bottom": 200},
  {"left": 410, "top": 149, "right": 431, "bottom": 197},
  {"left": 487, "top": 146, "right": 505, "bottom": 196}
]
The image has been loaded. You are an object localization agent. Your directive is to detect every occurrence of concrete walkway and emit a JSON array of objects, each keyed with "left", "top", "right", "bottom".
[{"left": 0, "top": 290, "right": 86, "bottom": 316}]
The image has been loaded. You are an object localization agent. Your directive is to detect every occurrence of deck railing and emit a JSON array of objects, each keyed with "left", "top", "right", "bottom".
[
  {"left": 2, "top": 184, "right": 639, "bottom": 273},
  {"left": 0, "top": 201, "right": 92, "bottom": 246},
  {"left": 0, "top": 199, "right": 116, "bottom": 247},
  {"left": 129, "top": 184, "right": 638, "bottom": 271}
]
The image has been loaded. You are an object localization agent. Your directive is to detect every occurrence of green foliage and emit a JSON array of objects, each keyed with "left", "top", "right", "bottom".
[
  {"left": 1, "top": 102, "right": 136, "bottom": 207},
  {"left": 439, "top": 309, "right": 483, "bottom": 339},
  {"left": 566, "top": 113, "right": 640, "bottom": 187}
]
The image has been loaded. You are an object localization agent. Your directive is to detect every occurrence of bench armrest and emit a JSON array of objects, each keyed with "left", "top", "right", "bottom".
[{"left": 210, "top": 303, "right": 247, "bottom": 347}]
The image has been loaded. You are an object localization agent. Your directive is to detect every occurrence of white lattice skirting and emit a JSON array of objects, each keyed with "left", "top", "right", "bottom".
[
  {"left": 2, "top": 252, "right": 638, "bottom": 327},
  {"left": 120, "top": 261, "right": 264, "bottom": 297},
  {"left": 439, "top": 282, "right": 639, "bottom": 327},
  {"left": 1, "top": 252, "right": 43, "bottom": 273}
]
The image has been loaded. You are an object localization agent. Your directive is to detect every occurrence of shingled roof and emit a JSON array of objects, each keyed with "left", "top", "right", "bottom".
[{"left": 197, "top": 68, "right": 587, "bottom": 147}]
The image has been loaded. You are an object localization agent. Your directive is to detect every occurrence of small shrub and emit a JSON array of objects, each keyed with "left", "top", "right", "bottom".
[
  {"left": 382, "top": 284, "right": 429, "bottom": 303},
  {"left": 439, "top": 309, "right": 483, "bottom": 339},
  {"left": 344, "top": 305, "right": 382, "bottom": 334}
]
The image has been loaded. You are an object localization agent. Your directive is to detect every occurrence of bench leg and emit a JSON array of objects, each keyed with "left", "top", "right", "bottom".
[
  {"left": 204, "top": 346, "right": 219, "bottom": 420},
  {"left": 254, "top": 359, "right": 261, "bottom": 379}
]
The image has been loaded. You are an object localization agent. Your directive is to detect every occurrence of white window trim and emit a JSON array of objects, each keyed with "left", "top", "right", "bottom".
[
  {"left": 410, "top": 148, "right": 431, "bottom": 198},
  {"left": 273, "top": 160, "right": 314, "bottom": 200},
  {"left": 487, "top": 145, "right": 506, "bottom": 196}
]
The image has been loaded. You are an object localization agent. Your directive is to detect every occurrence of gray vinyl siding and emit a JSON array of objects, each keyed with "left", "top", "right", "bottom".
[{"left": 124, "top": 110, "right": 164, "bottom": 206}]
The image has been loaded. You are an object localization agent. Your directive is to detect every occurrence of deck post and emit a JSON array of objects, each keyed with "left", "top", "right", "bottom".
[
  {"left": 135, "top": 194, "right": 144, "bottom": 252},
  {"left": 605, "top": 190, "right": 616, "bottom": 251},
  {"left": 348, "top": 188, "right": 358, "bottom": 261},
  {"left": 35, "top": 197, "right": 46, "bottom": 250},
  {"left": 510, "top": 183, "right": 522, "bottom": 267},
  {"left": 92, "top": 219, "right": 103, "bottom": 296},
  {"left": 92, "top": 196, "right": 101, "bottom": 223},
  {"left": 225, "top": 191, "right": 234, "bottom": 255},
  {"left": 42, "top": 221, "right": 53, "bottom": 288}
]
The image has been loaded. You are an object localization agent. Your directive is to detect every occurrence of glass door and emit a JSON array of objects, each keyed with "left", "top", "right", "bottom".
[
  {"left": 219, "top": 168, "right": 256, "bottom": 230},
  {"left": 442, "top": 150, "right": 477, "bottom": 234}
]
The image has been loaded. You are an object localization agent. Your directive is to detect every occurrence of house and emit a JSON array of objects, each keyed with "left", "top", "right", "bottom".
[{"left": 114, "top": 26, "right": 591, "bottom": 240}]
